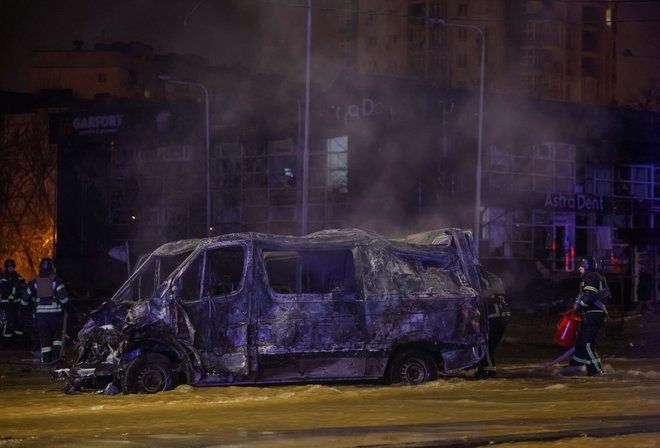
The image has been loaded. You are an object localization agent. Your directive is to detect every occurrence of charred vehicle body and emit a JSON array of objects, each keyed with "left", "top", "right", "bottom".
[{"left": 58, "top": 228, "right": 490, "bottom": 394}]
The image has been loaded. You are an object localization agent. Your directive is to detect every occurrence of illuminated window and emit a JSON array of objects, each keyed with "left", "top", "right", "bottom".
[{"left": 327, "top": 136, "right": 348, "bottom": 193}]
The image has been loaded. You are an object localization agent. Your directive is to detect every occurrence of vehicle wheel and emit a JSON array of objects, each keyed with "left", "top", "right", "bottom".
[
  {"left": 387, "top": 349, "right": 438, "bottom": 385},
  {"left": 121, "top": 353, "right": 175, "bottom": 394}
]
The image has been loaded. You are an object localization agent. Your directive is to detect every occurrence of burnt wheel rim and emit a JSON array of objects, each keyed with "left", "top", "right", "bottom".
[
  {"left": 138, "top": 366, "right": 167, "bottom": 393},
  {"left": 399, "top": 358, "right": 428, "bottom": 384}
]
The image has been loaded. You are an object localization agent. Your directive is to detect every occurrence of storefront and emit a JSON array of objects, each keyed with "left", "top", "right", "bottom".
[{"left": 481, "top": 142, "right": 659, "bottom": 308}]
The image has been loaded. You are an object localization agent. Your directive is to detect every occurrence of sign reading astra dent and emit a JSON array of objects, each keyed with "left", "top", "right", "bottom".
[
  {"left": 72, "top": 114, "right": 123, "bottom": 135},
  {"left": 544, "top": 193, "right": 604, "bottom": 211}
]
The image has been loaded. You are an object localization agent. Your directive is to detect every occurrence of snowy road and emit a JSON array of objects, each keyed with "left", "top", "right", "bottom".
[{"left": 1, "top": 314, "right": 659, "bottom": 447}]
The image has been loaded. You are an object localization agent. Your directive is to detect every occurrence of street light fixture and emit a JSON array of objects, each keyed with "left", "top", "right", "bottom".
[
  {"left": 429, "top": 18, "right": 485, "bottom": 256},
  {"left": 158, "top": 74, "right": 212, "bottom": 238}
]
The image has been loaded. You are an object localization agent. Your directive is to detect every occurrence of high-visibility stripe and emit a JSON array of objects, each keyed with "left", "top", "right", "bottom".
[
  {"left": 41, "top": 346, "right": 52, "bottom": 353},
  {"left": 36, "top": 303, "right": 62, "bottom": 313},
  {"left": 53, "top": 340, "right": 63, "bottom": 347},
  {"left": 571, "top": 355, "right": 592, "bottom": 365},
  {"left": 584, "top": 285, "right": 599, "bottom": 293},
  {"left": 586, "top": 343, "right": 603, "bottom": 373}
]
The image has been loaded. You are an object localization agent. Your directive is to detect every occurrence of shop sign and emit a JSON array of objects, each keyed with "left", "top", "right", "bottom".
[
  {"left": 332, "top": 98, "right": 393, "bottom": 125},
  {"left": 544, "top": 193, "right": 604, "bottom": 211},
  {"left": 72, "top": 114, "right": 123, "bottom": 135}
]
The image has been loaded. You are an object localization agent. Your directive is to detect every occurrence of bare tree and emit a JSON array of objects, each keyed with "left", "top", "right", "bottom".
[
  {"left": 629, "top": 78, "right": 660, "bottom": 112},
  {"left": 0, "top": 111, "right": 57, "bottom": 278}
]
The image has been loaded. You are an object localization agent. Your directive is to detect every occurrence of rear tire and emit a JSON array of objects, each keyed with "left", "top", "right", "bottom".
[
  {"left": 121, "top": 353, "right": 175, "bottom": 394},
  {"left": 387, "top": 349, "right": 438, "bottom": 385}
]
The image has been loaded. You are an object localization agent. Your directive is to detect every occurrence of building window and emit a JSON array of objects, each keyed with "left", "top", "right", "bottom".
[
  {"left": 522, "top": 48, "right": 536, "bottom": 66},
  {"left": 327, "top": 136, "right": 348, "bottom": 194},
  {"left": 457, "top": 54, "right": 467, "bottom": 68},
  {"left": 524, "top": 22, "right": 536, "bottom": 42},
  {"left": 97, "top": 72, "right": 107, "bottom": 83},
  {"left": 430, "top": 27, "right": 446, "bottom": 48},
  {"left": 430, "top": 0, "right": 446, "bottom": 18},
  {"left": 457, "top": 28, "right": 467, "bottom": 42},
  {"left": 458, "top": 3, "right": 468, "bottom": 16},
  {"left": 523, "top": 1, "right": 541, "bottom": 14},
  {"left": 366, "top": 10, "right": 377, "bottom": 26},
  {"left": 409, "top": 2, "right": 426, "bottom": 18}
]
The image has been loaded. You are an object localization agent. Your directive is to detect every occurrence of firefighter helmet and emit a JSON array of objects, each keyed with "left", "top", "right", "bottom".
[
  {"left": 4, "top": 259, "right": 15, "bottom": 269},
  {"left": 579, "top": 256, "right": 597, "bottom": 272},
  {"left": 39, "top": 258, "right": 54, "bottom": 271}
]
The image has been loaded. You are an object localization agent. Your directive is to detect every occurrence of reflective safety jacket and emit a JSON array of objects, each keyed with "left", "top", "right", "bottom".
[
  {"left": 0, "top": 270, "right": 26, "bottom": 303},
  {"left": 22, "top": 270, "right": 69, "bottom": 314},
  {"left": 577, "top": 271, "right": 609, "bottom": 315}
]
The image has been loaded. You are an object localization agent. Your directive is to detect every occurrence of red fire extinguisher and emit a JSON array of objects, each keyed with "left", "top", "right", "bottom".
[{"left": 554, "top": 307, "right": 582, "bottom": 348}]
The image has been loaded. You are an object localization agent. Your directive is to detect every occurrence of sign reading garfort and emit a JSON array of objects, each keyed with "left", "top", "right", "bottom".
[
  {"left": 544, "top": 193, "right": 605, "bottom": 211},
  {"left": 72, "top": 114, "right": 124, "bottom": 135}
]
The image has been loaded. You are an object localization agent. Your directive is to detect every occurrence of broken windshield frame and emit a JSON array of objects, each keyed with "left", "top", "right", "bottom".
[{"left": 111, "top": 249, "right": 197, "bottom": 304}]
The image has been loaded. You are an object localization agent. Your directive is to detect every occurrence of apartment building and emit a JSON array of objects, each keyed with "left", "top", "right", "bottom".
[
  {"left": 30, "top": 41, "right": 206, "bottom": 101},
  {"left": 318, "top": 0, "right": 638, "bottom": 106}
]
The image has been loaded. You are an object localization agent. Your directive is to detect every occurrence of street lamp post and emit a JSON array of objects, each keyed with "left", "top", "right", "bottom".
[
  {"left": 301, "top": 0, "right": 312, "bottom": 235},
  {"left": 159, "top": 75, "right": 211, "bottom": 238},
  {"left": 429, "top": 18, "right": 485, "bottom": 256}
]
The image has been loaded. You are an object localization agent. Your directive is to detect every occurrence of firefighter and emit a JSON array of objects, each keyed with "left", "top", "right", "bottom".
[
  {"left": 1, "top": 259, "right": 27, "bottom": 344},
  {"left": 22, "top": 258, "right": 70, "bottom": 363},
  {"left": 476, "top": 270, "right": 511, "bottom": 378},
  {"left": 568, "top": 256, "right": 609, "bottom": 376}
]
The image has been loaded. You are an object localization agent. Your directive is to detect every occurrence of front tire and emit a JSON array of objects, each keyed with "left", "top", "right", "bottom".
[
  {"left": 387, "top": 349, "right": 438, "bottom": 385},
  {"left": 122, "top": 353, "right": 175, "bottom": 394}
]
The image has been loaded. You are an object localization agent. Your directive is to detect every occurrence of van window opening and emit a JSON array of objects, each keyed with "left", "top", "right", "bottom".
[
  {"left": 263, "top": 248, "right": 356, "bottom": 295},
  {"left": 392, "top": 252, "right": 466, "bottom": 292},
  {"left": 179, "top": 246, "right": 246, "bottom": 300}
]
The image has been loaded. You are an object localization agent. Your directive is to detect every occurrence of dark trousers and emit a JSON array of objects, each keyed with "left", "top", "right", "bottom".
[
  {"left": 479, "top": 317, "right": 508, "bottom": 373},
  {"left": 570, "top": 310, "right": 605, "bottom": 375},
  {"left": 1, "top": 302, "right": 22, "bottom": 340},
  {"left": 35, "top": 312, "right": 64, "bottom": 363}
]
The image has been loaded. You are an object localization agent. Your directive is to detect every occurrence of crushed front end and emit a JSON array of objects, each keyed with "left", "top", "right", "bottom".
[{"left": 53, "top": 301, "right": 128, "bottom": 393}]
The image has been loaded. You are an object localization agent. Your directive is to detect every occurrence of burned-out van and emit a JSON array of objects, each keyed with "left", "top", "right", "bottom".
[{"left": 58, "top": 228, "right": 489, "bottom": 394}]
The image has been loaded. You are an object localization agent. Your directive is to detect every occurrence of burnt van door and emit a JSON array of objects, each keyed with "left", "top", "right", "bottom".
[
  {"left": 177, "top": 243, "right": 250, "bottom": 378},
  {"left": 256, "top": 247, "right": 367, "bottom": 381}
]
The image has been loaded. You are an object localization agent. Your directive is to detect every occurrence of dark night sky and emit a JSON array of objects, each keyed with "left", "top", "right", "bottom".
[{"left": 0, "top": 0, "right": 265, "bottom": 93}]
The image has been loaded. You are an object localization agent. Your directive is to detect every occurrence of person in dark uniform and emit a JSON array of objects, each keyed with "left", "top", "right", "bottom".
[
  {"left": 476, "top": 270, "right": 510, "bottom": 378},
  {"left": 635, "top": 268, "right": 654, "bottom": 314},
  {"left": 0, "top": 259, "right": 27, "bottom": 344},
  {"left": 22, "top": 258, "right": 70, "bottom": 363},
  {"left": 568, "top": 256, "right": 609, "bottom": 376}
]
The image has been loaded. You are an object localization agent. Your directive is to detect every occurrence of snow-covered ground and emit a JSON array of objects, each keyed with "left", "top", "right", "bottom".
[{"left": 0, "top": 312, "right": 658, "bottom": 447}]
